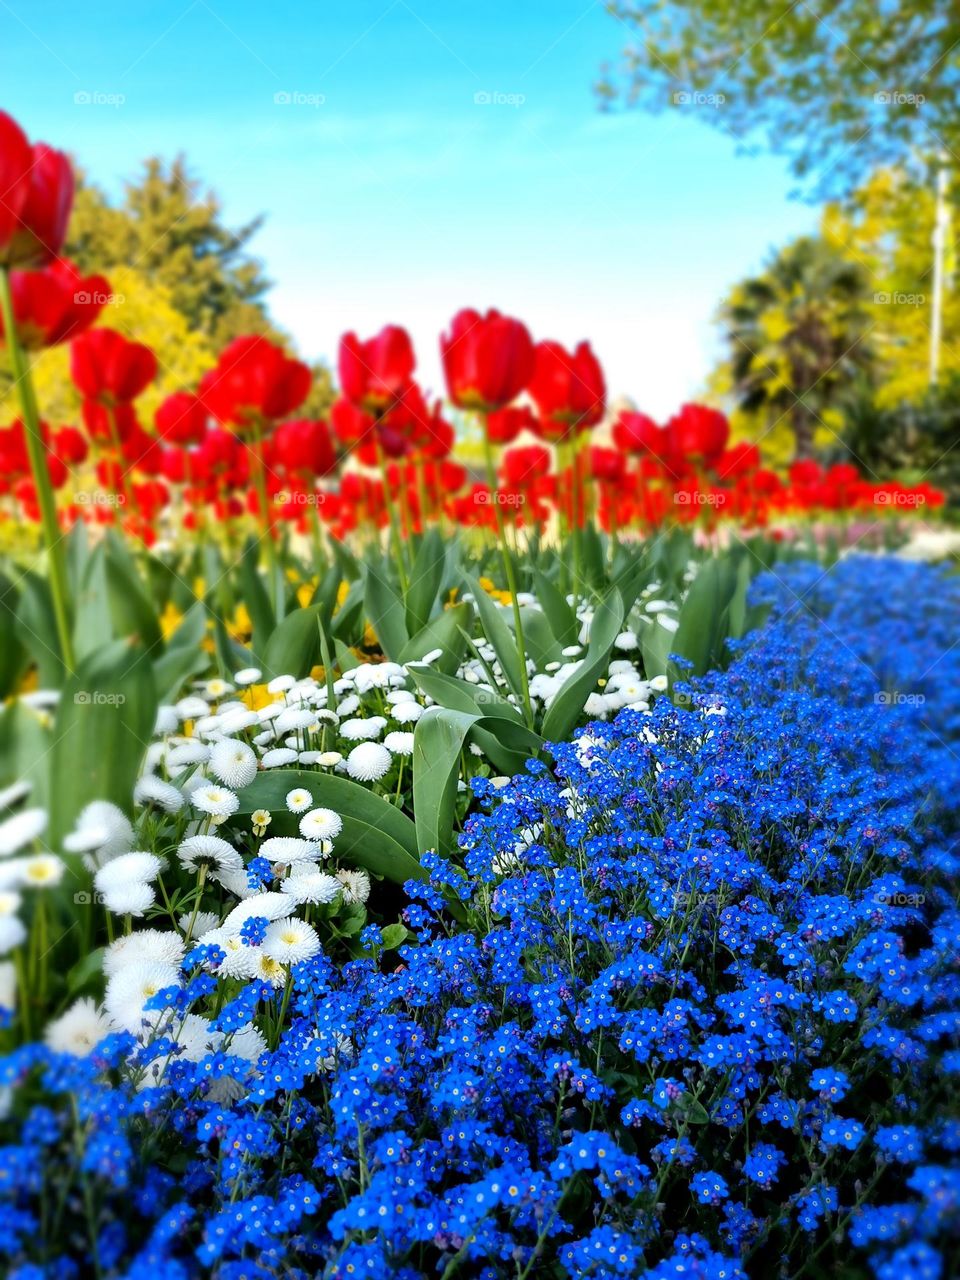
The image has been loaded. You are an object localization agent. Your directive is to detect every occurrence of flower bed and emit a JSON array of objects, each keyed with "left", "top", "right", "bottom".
[{"left": 1, "top": 555, "right": 957, "bottom": 1279}]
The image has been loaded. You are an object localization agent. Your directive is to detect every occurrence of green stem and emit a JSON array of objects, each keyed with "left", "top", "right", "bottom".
[
  {"left": 375, "top": 438, "right": 409, "bottom": 596},
  {"left": 481, "top": 421, "right": 534, "bottom": 729},
  {"left": 249, "top": 419, "right": 283, "bottom": 616},
  {"left": 0, "top": 266, "right": 74, "bottom": 672}
]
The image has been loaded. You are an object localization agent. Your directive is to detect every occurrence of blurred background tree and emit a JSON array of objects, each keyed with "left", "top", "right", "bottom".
[
  {"left": 718, "top": 236, "right": 876, "bottom": 459},
  {"left": 1, "top": 157, "right": 334, "bottom": 427},
  {"left": 598, "top": 1, "right": 959, "bottom": 194}
]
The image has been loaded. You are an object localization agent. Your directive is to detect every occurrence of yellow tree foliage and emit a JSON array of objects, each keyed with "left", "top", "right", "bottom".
[
  {"left": 1, "top": 266, "right": 217, "bottom": 430},
  {"left": 822, "top": 169, "right": 959, "bottom": 407}
]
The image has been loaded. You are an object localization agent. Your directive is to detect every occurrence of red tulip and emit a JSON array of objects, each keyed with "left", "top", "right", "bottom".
[
  {"left": 272, "top": 418, "right": 337, "bottom": 477},
  {"left": 71, "top": 329, "right": 157, "bottom": 404},
  {"left": 612, "top": 410, "right": 662, "bottom": 455},
  {"left": 501, "top": 444, "right": 551, "bottom": 489},
  {"left": 441, "top": 308, "right": 534, "bottom": 411},
  {"left": 155, "top": 392, "right": 208, "bottom": 446},
  {"left": 666, "top": 403, "right": 729, "bottom": 463},
  {"left": 51, "top": 425, "right": 88, "bottom": 466},
  {"left": 529, "top": 339, "right": 605, "bottom": 437},
  {"left": 486, "top": 405, "right": 537, "bottom": 445},
  {"left": 0, "top": 259, "right": 110, "bottom": 349},
  {"left": 0, "top": 113, "right": 74, "bottom": 268},
  {"left": 199, "top": 335, "right": 311, "bottom": 430},
  {"left": 590, "top": 445, "right": 625, "bottom": 484},
  {"left": 716, "top": 441, "right": 760, "bottom": 480},
  {"left": 338, "top": 325, "right": 415, "bottom": 413},
  {"left": 81, "top": 399, "right": 139, "bottom": 443}
]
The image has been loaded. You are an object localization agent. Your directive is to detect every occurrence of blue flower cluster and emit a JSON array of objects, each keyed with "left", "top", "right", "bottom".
[{"left": 1, "top": 556, "right": 958, "bottom": 1278}]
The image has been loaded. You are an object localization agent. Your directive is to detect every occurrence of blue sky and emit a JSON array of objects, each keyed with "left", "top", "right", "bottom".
[{"left": 4, "top": 0, "right": 816, "bottom": 415}]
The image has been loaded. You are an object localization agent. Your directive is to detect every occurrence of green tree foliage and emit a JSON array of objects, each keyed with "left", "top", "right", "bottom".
[
  {"left": 599, "top": 1, "right": 958, "bottom": 192},
  {"left": 718, "top": 236, "right": 876, "bottom": 458}
]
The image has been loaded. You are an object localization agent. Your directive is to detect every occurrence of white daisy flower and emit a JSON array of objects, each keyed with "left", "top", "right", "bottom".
[
  {"left": 218, "top": 709, "right": 261, "bottom": 735},
  {"left": 234, "top": 667, "right": 263, "bottom": 686},
  {"left": 656, "top": 614, "right": 680, "bottom": 635},
  {"left": 0, "top": 960, "right": 15, "bottom": 1010},
  {"left": 191, "top": 785, "right": 239, "bottom": 824},
  {"left": 101, "top": 880, "right": 156, "bottom": 918},
  {"left": 280, "top": 868, "right": 341, "bottom": 905},
  {"left": 383, "top": 731, "right": 415, "bottom": 756},
  {"left": 298, "top": 751, "right": 322, "bottom": 765},
  {"left": 104, "top": 930, "right": 185, "bottom": 977},
  {"left": 209, "top": 739, "right": 258, "bottom": 790},
  {"left": 204, "top": 678, "right": 234, "bottom": 700},
  {"left": 104, "top": 960, "right": 182, "bottom": 1032},
  {"left": 353, "top": 663, "right": 401, "bottom": 693},
  {"left": 259, "top": 837, "right": 319, "bottom": 864},
  {"left": 345, "top": 742, "right": 392, "bottom": 782},
  {"left": 20, "top": 854, "right": 65, "bottom": 888},
  {"left": 222, "top": 893, "right": 295, "bottom": 932},
  {"left": 614, "top": 630, "right": 639, "bottom": 650},
  {"left": 335, "top": 695, "right": 360, "bottom": 718},
  {"left": 175, "top": 695, "right": 211, "bottom": 721},
  {"left": 224, "top": 1022, "right": 267, "bottom": 1063},
  {"left": 177, "top": 910, "right": 220, "bottom": 939},
  {"left": 299, "top": 808, "right": 343, "bottom": 842},
  {"left": 177, "top": 834, "right": 244, "bottom": 875},
  {"left": 0, "top": 890, "right": 21, "bottom": 916},
  {"left": 336, "top": 868, "right": 370, "bottom": 905},
  {"left": 391, "top": 701, "right": 424, "bottom": 724},
  {"left": 385, "top": 688, "right": 415, "bottom": 705},
  {"left": 275, "top": 708, "right": 318, "bottom": 733},
  {"left": 0, "top": 915, "right": 27, "bottom": 954},
  {"left": 318, "top": 751, "right": 343, "bottom": 768},
  {"left": 45, "top": 998, "right": 109, "bottom": 1057},
  {"left": 263, "top": 917, "right": 321, "bottom": 964},
  {"left": 166, "top": 741, "right": 210, "bottom": 770},
  {"left": 134, "top": 776, "right": 184, "bottom": 814},
  {"left": 0, "top": 781, "right": 31, "bottom": 810},
  {"left": 267, "top": 675, "right": 297, "bottom": 694},
  {"left": 286, "top": 788, "right": 313, "bottom": 813},
  {"left": 0, "top": 807, "right": 47, "bottom": 856},
  {"left": 260, "top": 748, "right": 299, "bottom": 769},
  {"left": 649, "top": 673, "right": 670, "bottom": 692},
  {"left": 252, "top": 950, "right": 288, "bottom": 987},
  {"left": 154, "top": 706, "right": 179, "bottom": 735},
  {"left": 94, "top": 852, "right": 164, "bottom": 894}
]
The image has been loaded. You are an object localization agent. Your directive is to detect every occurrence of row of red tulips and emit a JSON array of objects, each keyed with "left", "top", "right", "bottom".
[{"left": 0, "top": 107, "right": 942, "bottom": 556}]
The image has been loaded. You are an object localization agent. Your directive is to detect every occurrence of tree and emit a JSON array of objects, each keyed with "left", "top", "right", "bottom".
[
  {"left": 718, "top": 236, "right": 876, "bottom": 458},
  {"left": 822, "top": 169, "right": 960, "bottom": 405},
  {"left": 66, "top": 158, "right": 275, "bottom": 347},
  {"left": 598, "top": 1, "right": 960, "bottom": 194}
]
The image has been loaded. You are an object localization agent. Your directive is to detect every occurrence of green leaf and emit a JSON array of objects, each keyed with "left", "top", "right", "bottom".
[
  {"left": 404, "top": 528, "right": 446, "bottom": 636},
  {"left": 399, "top": 602, "right": 472, "bottom": 674},
  {"left": 364, "top": 561, "right": 409, "bottom": 660},
  {"left": 641, "top": 616, "right": 675, "bottom": 684},
  {"left": 379, "top": 923, "right": 408, "bottom": 950},
  {"left": 671, "top": 557, "right": 739, "bottom": 677},
  {"left": 541, "top": 589, "right": 625, "bottom": 744},
  {"left": 16, "top": 572, "right": 65, "bottom": 688},
  {"left": 515, "top": 605, "right": 561, "bottom": 670},
  {"left": 330, "top": 579, "right": 365, "bottom": 645},
  {"left": 676, "top": 1094, "right": 710, "bottom": 1125},
  {"left": 413, "top": 706, "right": 541, "bottom": 857},
  {"left": 237, "top": 540, "right": 276, "bottom": 657},
  {"left": 532, "top": 569, "right": 578, "bottom": 646},
  {"left": 0, "top": 698, "right": 53, "bottom": 807},
  {"left": 262, "top": 604, "right": 326, "bottom": 679},
  {"left": 103, "top": 550, "right": 162, "bottom": 653},
  {"left": 50, "top": 641, "right": 159, "bottom": 845},
  {"left": 407, "top": 665, "right": 521, "bottom": 722},
  {"left": 0, "top": 572, "right": 26, "bottom": 698},
  {"left": 231, "top": 769, "right": 424, "bottom": 883},
  {"left": 464, "top": 573, "right": 523, "bottom": 701}
]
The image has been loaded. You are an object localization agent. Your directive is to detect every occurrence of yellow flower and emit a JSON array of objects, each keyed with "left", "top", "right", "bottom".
[
  {"left": 230, "top": 603, "right": 253, "bottom": 641},
  {"left": 478, "top": 576, "right": 512, "bottom": 606},
  {"left": 159, "top": 600, "right": 185, "bottom": 642},
  {"left": 334, "top": 580, "right": 350, "bottom": 612},
  {"left": 241, "top": 684, "right": 274, "bottom": 711},
  {"left": 297, "top": 582, "right": 315, "bottom": 608},
  {"left": 252, "top": 809, "right": 272, "bottom": 837}
]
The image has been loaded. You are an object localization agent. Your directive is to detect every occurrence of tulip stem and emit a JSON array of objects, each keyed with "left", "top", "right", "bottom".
[
  {"left": 250, "top": 419, "right": 283, "bottom": 617},
  {"left": 481, "top": 422, "right": 534, "bottom": 729},
  {"left": 375, "top": 439, "right": 409, "bottom": 597},
  {"left": 0, "top": 266, "right": 75, "bottom": 674}
]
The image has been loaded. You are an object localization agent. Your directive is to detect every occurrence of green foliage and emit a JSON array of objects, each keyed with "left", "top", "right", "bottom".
[{"left": 599, "top": 1, "right": 957, "bottom": 195}]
